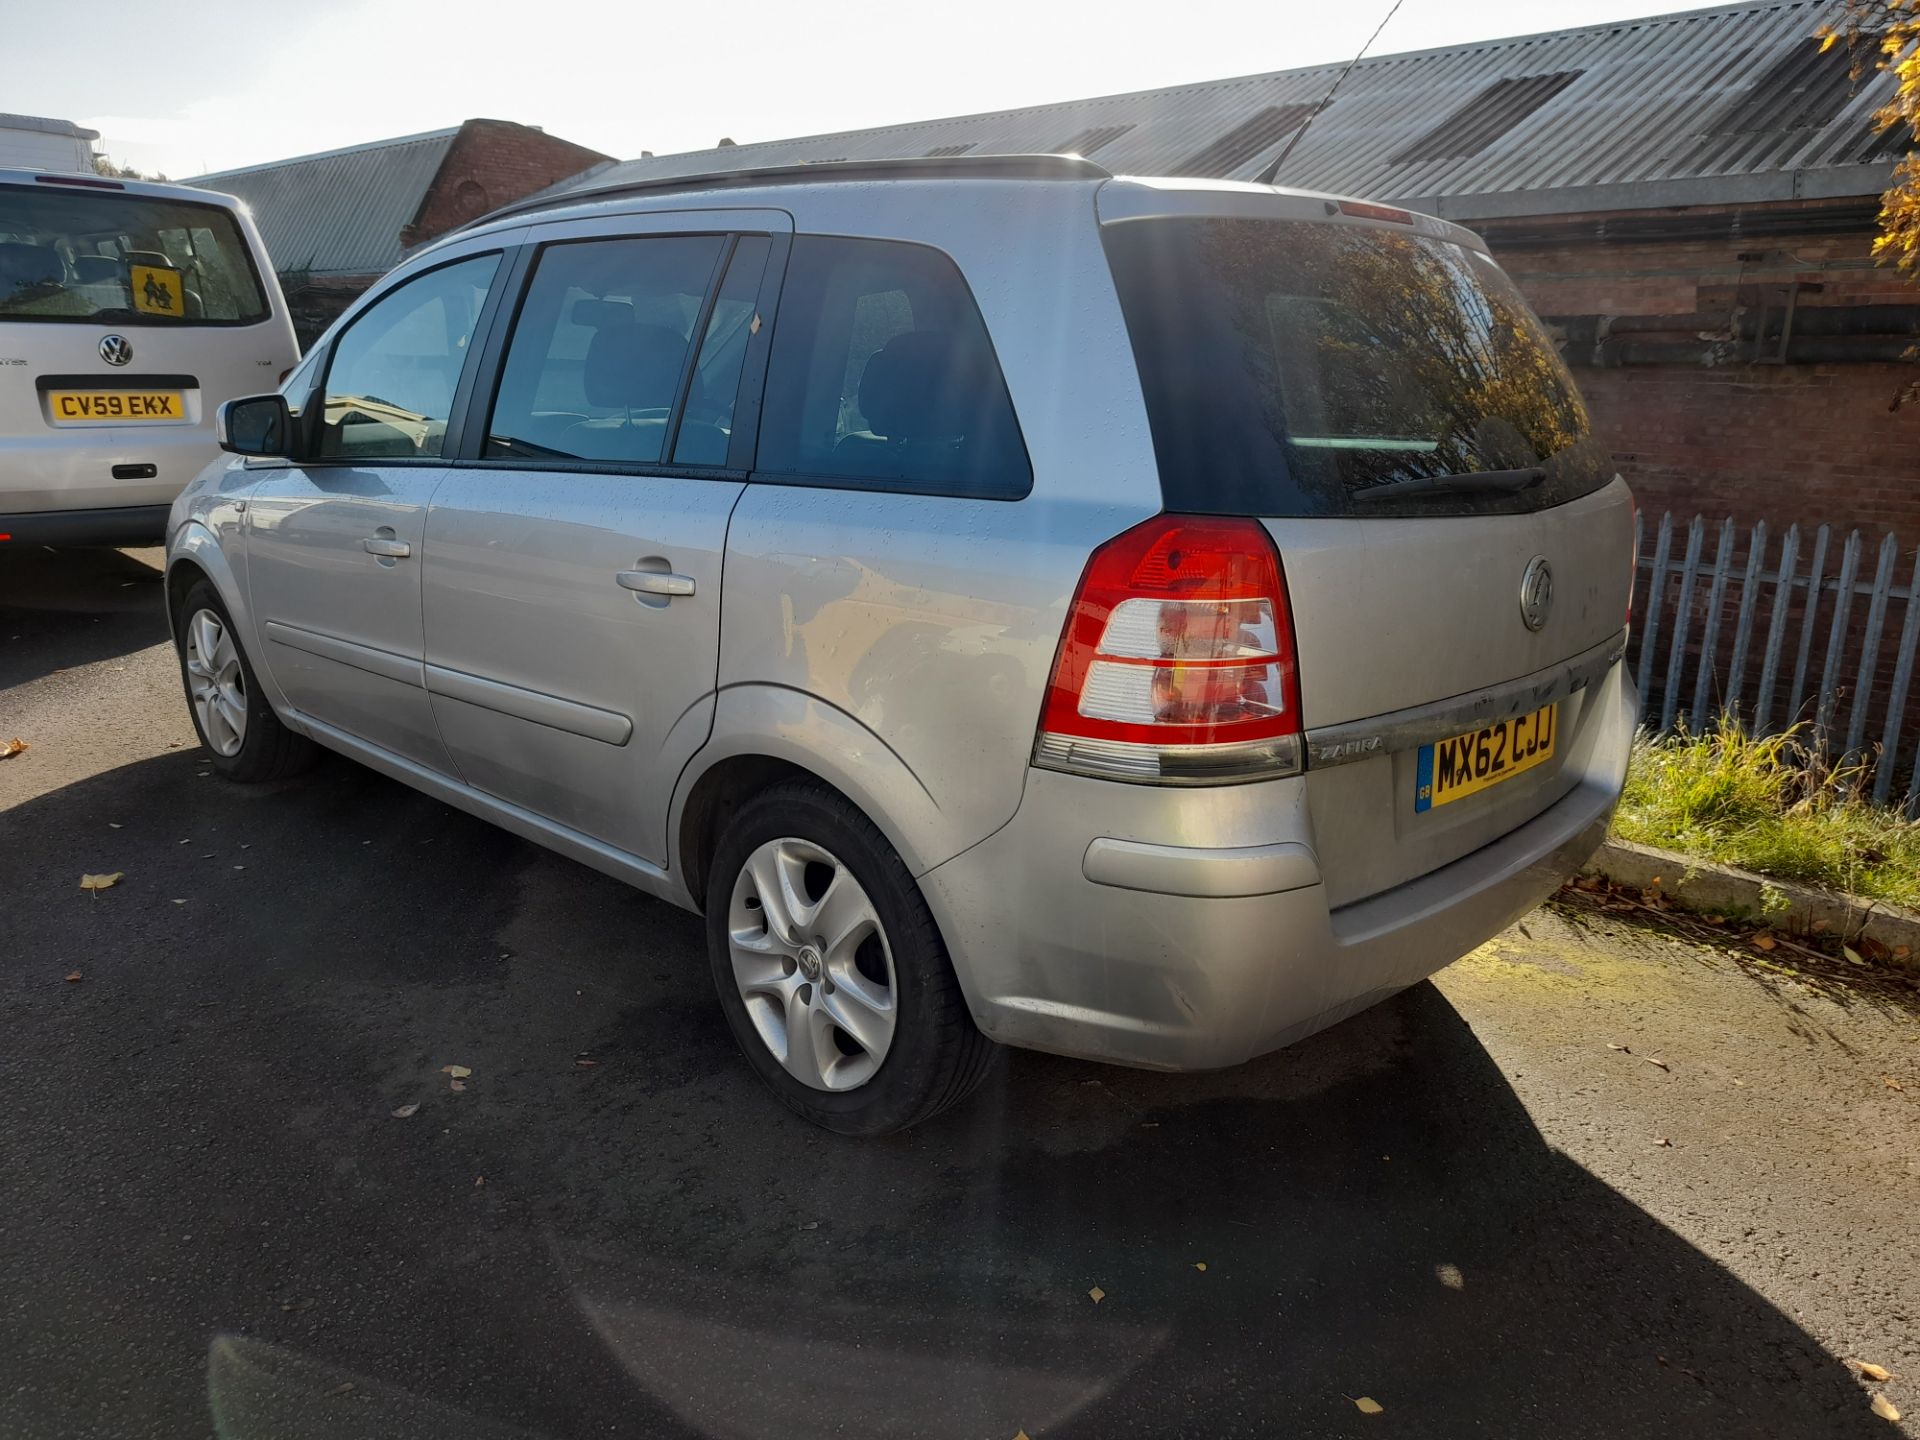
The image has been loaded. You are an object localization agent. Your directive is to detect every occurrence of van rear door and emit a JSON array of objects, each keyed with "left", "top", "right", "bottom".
[
  {"left": 0, "top": 174, "right": 294, "bottom": 519},
  {"left": 1099, "top": 185, "right": 1634, "bottom": 906}
]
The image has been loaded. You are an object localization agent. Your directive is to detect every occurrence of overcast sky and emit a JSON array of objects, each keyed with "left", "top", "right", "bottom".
[{"left": 11, "top": 0, "right": 1735, "bottom": 179}]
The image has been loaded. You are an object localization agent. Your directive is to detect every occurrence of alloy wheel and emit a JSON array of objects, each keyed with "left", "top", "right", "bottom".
[
  {"left": 184, "top": 607, "right": 247, "bottom": 757},
  {"left": 726, "top": 837, "right": 898, "bottom": 1091}
]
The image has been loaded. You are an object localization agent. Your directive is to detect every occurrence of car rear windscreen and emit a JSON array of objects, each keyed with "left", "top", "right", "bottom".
[
  {"left": 1101, "top": 216, "right": 1611, "bottom": 517},
  {"left": 0, "top": 184, "right": 269, "bottom": 326}
]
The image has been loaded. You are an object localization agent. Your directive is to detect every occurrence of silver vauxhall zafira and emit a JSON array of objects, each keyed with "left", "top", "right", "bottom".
[{"left": 166, "top": 155, "right": 1638, "bottom": 1134}]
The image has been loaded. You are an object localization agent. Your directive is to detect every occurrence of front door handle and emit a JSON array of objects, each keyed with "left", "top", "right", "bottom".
[
  {"left": 363, "top": 536, "right": 412, "bottom": 559},
  {"left": 616, "top": 569, "right": 695, "bottom": 597}
]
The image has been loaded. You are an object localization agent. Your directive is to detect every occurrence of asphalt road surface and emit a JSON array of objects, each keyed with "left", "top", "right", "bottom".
[{"left": 4, "top": 545, "right": 1917, "bottom": 1439}]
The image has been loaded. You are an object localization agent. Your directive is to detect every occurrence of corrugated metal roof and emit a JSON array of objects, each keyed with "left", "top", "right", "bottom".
[
  {"left": 562, "top": 0, "right": 1907, "bottom": 218},
  {"left": 190, "top": 128, "right": 460, "bottom": 276}
]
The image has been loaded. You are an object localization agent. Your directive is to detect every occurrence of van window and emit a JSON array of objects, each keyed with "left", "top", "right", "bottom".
[
  {"left": 486, "top": 234, "right": 725, "bottom": 465},
  {"left": 317, "top": 254, "right": 499, "bottom": 461},
  {"left": 755, "top": 236, "right": 1030, "bottom": 499},
  {"left": 1101, "top": 217, "right": 1610, "bottom": 517},
  {"left": 0, "top": 183, "right": 268, "bottom": 325}
]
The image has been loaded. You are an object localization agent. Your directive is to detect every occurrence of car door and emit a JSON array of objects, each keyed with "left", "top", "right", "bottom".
[
  {"left": 420, "top": 211, "right": 788, "bottom": 864},
  {"left": 244, "top": 243, "right": 510, "bottom": 774}
]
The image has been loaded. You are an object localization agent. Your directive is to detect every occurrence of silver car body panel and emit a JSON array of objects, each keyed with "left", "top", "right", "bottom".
[{"left": 165, "top": 164, "right": 1640, "bottom": 1073}]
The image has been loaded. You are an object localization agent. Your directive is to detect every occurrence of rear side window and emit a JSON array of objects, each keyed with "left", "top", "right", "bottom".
[
  {"left": 1101, "top": 217, "right": 1610, "bottom": 517},
  {"left": 486, "top": 234, "right": 727, "bottom": 464},
  {"left": 0, "top": 183, "right": 268, "bottom": 325},
  {"left": 317, "top": 254, "right": 499, "bottom": 461},
  {"left": 755, "top": 236, "right": 1030, "bottom": 499}
]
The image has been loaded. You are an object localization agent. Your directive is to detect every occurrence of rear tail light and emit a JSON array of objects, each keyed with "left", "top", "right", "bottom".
[{"left": 1034, "top": 515, "right": 1304, "bottom": 785}]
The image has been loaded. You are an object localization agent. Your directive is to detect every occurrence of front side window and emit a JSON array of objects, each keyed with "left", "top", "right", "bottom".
[
  {"left": 317, "top": 254, "right": 499, "bottom": 461},
  {"left": 755, "top": 236, "right": 1031, "bottom": 499},
  {"left": 0, "top": 183, "right": 268, "bottom": 325},
  {"left": 486, "top": 234, "right": 726, "bottom": 464}
]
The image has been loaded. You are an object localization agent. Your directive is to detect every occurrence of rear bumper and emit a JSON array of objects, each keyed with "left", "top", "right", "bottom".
[
  {"left": 919, "top": 659, "right": 1639, "bottom": 1070},
  {"left": 0, "top": 504, "right": 172, "bottom": 547}
]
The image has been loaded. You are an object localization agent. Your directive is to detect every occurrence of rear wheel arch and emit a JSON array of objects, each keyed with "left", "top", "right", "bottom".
[{"left": 677, "top": 753, "right": 816, "bottom": 912}]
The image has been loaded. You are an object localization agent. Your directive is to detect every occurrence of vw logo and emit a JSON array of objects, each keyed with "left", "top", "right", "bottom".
[
  {"left": 98, "top": 334, "right": 133, "bottom": 367},
  {"left": 1519, "top": 556, "right": 1554, "bottom": 632}
]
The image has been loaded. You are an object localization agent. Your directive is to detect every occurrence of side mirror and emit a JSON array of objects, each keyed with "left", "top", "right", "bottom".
[{"left": 216, "top": 394, "right": 295, "bottom": 458}]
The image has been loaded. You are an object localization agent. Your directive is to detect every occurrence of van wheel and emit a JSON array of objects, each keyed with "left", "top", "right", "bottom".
[
  {"left": 174, "top": 579, "right": 317, "bottom": 783},
  {"left": 705, "top": 781, "right": 997, "bottom": 1135}
]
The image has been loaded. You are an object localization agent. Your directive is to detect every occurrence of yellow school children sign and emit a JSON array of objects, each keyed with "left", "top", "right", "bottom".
[{"left": 130, "top": 264, "right": 184, "bottom": 317}]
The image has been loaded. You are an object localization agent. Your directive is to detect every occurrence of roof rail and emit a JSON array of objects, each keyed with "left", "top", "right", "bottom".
[{"left": 462, "top": 152, "right": 1113, "bottom": 233}]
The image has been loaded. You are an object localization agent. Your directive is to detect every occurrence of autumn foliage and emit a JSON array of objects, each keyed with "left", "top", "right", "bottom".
[{"left": 1825, "top": 0, "right": 1920, "bottom": 276}]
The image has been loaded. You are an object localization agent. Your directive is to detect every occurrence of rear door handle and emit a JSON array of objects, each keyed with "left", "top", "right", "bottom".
[
  {"left": 616, "top": 570, "right": 695, "bottom": 597},
  {"left": 362, "top": 536, "right": 412, "bottom": 558}
]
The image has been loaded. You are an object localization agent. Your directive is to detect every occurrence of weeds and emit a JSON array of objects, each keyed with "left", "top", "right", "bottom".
[{"left": 1614, "top": 720, "right": 1920, "bottom": 910}]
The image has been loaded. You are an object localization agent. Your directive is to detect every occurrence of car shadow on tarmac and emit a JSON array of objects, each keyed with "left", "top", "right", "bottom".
[
  {"left": 0, "top": 735, "right": 1893, "bottom": 1440},
  {"left": 0, "top": 544, "right": 169, "bottom": 690}
]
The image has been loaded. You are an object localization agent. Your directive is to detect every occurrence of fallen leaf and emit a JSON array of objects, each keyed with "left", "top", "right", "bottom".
[
  {"left": 1642, "top": 1056, "right": 1671, "bottom": 1072},
  {"left": 441, "top": 1064, "right": 472, "bottom": 1079},
  {"left": 1653, "top": 1136, "right": 1673, "bottom": 1147},
  {"left": 1088, "top": 1286, "right": 1105, "bottom": 1304},
  {"left": 108, "top": 822, "right": 123, "bottom": 830},
  {"left": 1859, "top": 1362, "right": 1893, "bottom": 1382},
  {"left": 1811, "top": 918, "right": 1831, "bottom": 934},
  {"left": 1353, "top": 1397, "right": 1384, "bottom": 1415},
  {"left": 474, "top": 1176, "right": 485, "bottom": 1187},
  {"left": 78, "top": 872, "right": 123, "bottom": 891},
  {"left": 390, "top": 1103, "right": 420, "bottom": 1118},
  {"left": 64, "top": 971, "right": 81, "bottom": 983},
  {"left": 1895, "top": 945, "right": 1911, "bottom": 959},
  {"left": 0, "top": 737, "right": 28, "bottom": 759},
  {"left": 449, "top": 1080, "right": 467, "bottom": 1092},
  {"left": 1751, "top": 932, "right": 1777, "bottom": 952},
  {"left": 172, "top": 899, "right": 187, "bottom": 905},
  {"left": 575, "top": 1059, "right": 598, "bottom": 1068},
  {"left": 1705, "top": 914, "right": 1725, "bottom": 926},
  {"left": 1608, "top": 1042, "right": 1631, "bottom": 1052},
  {"left": 1886, "top": 1076, "right": 1906, "bottom": 1092},
  {"left": 1014, "top": 1432, "right": 1031, "bottom": 1440},
  {"left": 1871, "top": 1394, "right": 1900, "bottom": 1422},
  {"left": 1842, "top": 945, "right": 1865, "bottom": 965},
  {"left": 1194, "top": 1262, "right": 1208, "bottom": 1272},
  {"left": 332, "top": 1381, "right": 355, "bottom": 1396}
]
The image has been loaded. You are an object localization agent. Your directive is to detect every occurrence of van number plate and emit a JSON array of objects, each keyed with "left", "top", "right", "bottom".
[
  {"left": 47, "top": 390, "right": 187, "bottom": 424},
  {"left": 1415, "top": 702, "right": 1558, "bottom": 812}
]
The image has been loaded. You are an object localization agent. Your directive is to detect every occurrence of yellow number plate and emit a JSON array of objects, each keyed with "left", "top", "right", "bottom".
[
  {"left": 47, "top": 390, "right": 187, "bottom": 424},
  {"left": 1415, "top": 701, "right": 1558, "bottom": 812}
]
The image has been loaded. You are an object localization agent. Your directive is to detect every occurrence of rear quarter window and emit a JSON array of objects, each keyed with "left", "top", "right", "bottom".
[
  {"left": 1100, "top": 216, "right": 1611, "bottom": 518},
  {"left": 754, "top": 235, "right": 1031, "bottom": 500}
]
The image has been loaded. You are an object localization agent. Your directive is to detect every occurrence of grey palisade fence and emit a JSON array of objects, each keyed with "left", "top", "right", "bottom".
[{"left": 1629, "top": 510, "right": 1920, "bottom": 814}]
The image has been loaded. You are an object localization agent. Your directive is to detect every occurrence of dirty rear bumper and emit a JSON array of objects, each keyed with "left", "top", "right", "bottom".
[{"left": 920, "top": 660, "right": 1639, "bottom": 1070}]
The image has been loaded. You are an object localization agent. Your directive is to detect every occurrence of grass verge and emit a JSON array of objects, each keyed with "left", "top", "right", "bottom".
[{"left": 1612, "top": 722, "right": 1920, "bottom": 911}]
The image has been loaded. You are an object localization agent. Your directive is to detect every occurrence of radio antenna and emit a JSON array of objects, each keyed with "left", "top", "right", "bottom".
[{"left": 1260, "top": 0, "right": 1406, "bottom": 184}]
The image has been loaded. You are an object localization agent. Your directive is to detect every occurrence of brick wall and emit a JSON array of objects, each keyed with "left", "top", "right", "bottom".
[
  {"left": 401, "top": 120, "right": 611, "bottom": 249},
  {"left": 1487, "top": 200, "right": 1920, "bottom": 543}
]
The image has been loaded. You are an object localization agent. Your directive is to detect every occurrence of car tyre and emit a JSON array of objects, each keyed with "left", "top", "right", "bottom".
[
  {"left": 173, "top": 578, "right": 318, "bottom": 783},
  {"left": 705, "top": 780, "right": 998, "bottom": 1135}
]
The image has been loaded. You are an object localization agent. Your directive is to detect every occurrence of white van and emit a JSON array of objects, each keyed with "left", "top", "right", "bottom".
[{"left": 1, "top": 168, "right": 297, "bottom": 546}]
